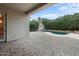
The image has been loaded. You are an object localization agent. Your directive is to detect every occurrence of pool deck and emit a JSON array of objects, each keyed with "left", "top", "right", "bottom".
[
  {"left": 29, "top": 32, "right": 79, "bottom": 56},
  {"left": 0, "top": 32, "right": 79, "bottom": 56},
  {"left": 46, "top": 32, "right": 79, "bottom": 40}
]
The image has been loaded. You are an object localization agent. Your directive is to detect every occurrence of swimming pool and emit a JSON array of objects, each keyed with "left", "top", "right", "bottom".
[
  {"left": 51, "top": 31, "right": 68, "bottom": 35},
  {"left": 44, "top": 31, "right": 68, "bottom": 35}
]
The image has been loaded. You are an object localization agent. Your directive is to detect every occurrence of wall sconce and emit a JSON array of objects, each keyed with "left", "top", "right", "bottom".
[
  {"left": 0, "top": 14, "right": 3, "bottom": 24},
  {"left": 0, "top": 20, "right": 2, "bottom": 24},
  {"left": 0, "top": 14, "right": 2, "bottom": 17}
]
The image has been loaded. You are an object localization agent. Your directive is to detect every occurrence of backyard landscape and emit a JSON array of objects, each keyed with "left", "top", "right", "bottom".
[
  {"left": 29, "top": 13, "right": 79, "bottom": 56},
  {"left": 29, "top": 3, "right": 79, "bottom": 56},
  {"left": 30, "top": 13, "right": 79, "bottom": 34}
]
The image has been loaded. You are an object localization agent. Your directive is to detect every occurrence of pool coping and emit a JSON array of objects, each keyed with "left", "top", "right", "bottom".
[{"left": 45, "top": 32, "right": 79, "bottom": 40}]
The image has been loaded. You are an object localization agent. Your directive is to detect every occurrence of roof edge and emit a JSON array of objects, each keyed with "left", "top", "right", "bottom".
[{"left": 25, "top": 3, "right": 47, "bottom": 14}]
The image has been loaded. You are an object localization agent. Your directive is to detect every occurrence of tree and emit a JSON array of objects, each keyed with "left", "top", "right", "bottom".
[
  {"left": 30, "top": 13, "right": 79, "bottom": 31},
  {"left": 30, "top": 20, "right": 39, "bottom": 31}
]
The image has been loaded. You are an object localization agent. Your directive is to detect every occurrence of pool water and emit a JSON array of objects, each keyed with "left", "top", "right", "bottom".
[
  {"left": 44, "top": 30, "right": 68, "bottom": 35},
  {"left": 51, "top": 31, "right": 68, "bottom": 35}
]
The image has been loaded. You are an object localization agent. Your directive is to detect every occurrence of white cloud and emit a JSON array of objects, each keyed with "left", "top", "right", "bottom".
[
  {"left": 59, "top": 6, "right": 69, "bottom": 11},
  {"left": 58, "top": 3, "right": 79, "bottom": 14},
  {"left": 30, "top": 3, "right": 79, "bottom": 20},
  {"left": 30, "top": 13, "right": 65, "bottom": 20},
  {"left": 30, "top": 14, "right": 59, "bottom": 20},
  {"left": 71, "top": 3, "right": 79, "bottom": 8},
  {"left": 30, "top": 16, "right": 38, "bottom": 21},
  {"left": 41, "top": 14, "right": 59, "bottom": 19}
]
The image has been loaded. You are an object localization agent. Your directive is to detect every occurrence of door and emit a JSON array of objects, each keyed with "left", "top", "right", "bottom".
[{"left": 0, "top": 13, "right": 6, "bottom": 42}]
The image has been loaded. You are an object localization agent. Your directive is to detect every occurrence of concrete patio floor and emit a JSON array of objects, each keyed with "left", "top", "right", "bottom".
[{"left": 0, "top": 32, "right": 79, "bottom": 56}]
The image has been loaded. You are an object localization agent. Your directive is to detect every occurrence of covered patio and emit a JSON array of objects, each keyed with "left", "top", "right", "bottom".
[
  {"left": 0, "top": 3, "right": 79, "bottom": 56},
  {"left": 0, "top": 3, "right": 53, "bottom": 42},
  {"left": 0, "top": 32, "right": 79, "bottom": 56}
]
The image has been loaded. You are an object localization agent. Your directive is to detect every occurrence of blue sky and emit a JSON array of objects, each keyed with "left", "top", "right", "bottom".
[{"left": 30, "top": 3, "right": 79, "bottom": 20}]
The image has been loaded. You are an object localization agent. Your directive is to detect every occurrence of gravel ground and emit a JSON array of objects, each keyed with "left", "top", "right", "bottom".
[{"left": 0, "top": 32, "right": 79, "bottom": 56}]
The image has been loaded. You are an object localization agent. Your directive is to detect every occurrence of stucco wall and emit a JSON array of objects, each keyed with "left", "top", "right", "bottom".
[{"left": 0, "top": 6, "right": 29, "bottom": 41}]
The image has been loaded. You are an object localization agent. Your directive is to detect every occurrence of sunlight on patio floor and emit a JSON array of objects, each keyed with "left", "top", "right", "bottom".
[{"left": 0, "top": 32, "right": 79, "bottom": 56}]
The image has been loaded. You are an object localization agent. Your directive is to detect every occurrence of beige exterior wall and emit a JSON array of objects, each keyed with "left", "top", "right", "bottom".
[
  {"left": 0, "top": 6, "right": 29, "bottom": 41},
  {"left": 0, "top": 4, "right": 53, "bottom": 42}
]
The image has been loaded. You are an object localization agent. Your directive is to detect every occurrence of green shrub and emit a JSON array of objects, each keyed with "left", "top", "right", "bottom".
[
  {"left": 30, "top": 20, "right": 39, "bottom": 31},
  {"left": 30, "top": 13, "right": 79, "bottom": 31},
  {"left": 42, "top": 13, "right": 79, "bottom": 31}
]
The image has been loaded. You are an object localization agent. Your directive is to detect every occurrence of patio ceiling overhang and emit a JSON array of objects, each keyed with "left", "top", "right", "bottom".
[
  {"left": 25, "top": 3, "right": 47, "bottom": 14},
  {"left": 0, "top": 3, "right": 55, "bottom": 15}
]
